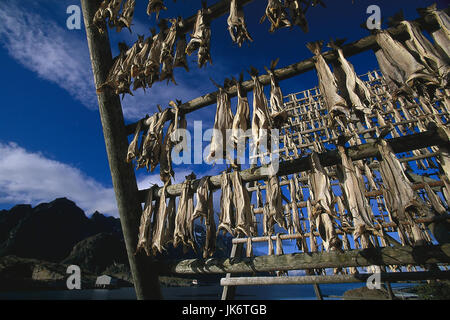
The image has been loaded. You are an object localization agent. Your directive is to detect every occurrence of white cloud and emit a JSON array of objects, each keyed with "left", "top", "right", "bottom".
[
  {"left": 0, "top": 142, "right": 118, "bottom": 217},
  {"left": 0, "top": 1, "right": 97, "bottom": 109}
]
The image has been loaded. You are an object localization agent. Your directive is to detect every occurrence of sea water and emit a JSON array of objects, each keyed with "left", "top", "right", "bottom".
[{"left": 0, "top": 283, "right": 418, "bottom": 300}]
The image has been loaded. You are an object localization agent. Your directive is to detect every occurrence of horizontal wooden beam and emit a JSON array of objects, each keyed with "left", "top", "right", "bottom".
[
  {"left": 220, "top": 271, "right": 450, "bottom": 286},
  {"left": 138, "top": 128, "right": 449, "bottom": 201},
  {"left": 125, "top": 10, "right": 446, "bottom": 135},
  {"left": 157, "top": 243, "right": 450, "bottom": 275}
]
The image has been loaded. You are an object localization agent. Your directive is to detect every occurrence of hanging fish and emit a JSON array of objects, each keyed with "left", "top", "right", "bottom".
[
  {"left": 160, "top": 18, "right": 179, "bottom": 85},
  {"left": 193, "top": 176, "right": 216, "bottom": 258},
  {"left": 132, "top": 36, "right": 153, "bottom": 91},
  {"left": 116, "top": 0, "right": 136, "bottom": 32},
  {"left": 126, "top": 119, "right": 143, "bottom": 163},
  {"left": 260, "top": 0, "right": 292, "bottom": 33},
  {"left": 98, "top": 42, "right": 129, "bottom": 93},
  {"left": 389, "top": 11, "right": 449, "bottom": 85},
  {"left": 138, "top": 108, "right": 171, "bottom": 172},
  {"left": 136, "top": 185, "right": 159, "bottom": 256},
  {"left": 217, "top": 171, "right": 235, "bottom": 236},
  {"left": 373, "top": 29, "right": 439, "bottom": 98},
  {"left": 93, "top": 0, "right": 111, "bottom": 33},
  {"left": 227, "top": 0, "right": 253, "bottom": 47},
  {"left": 286, "top": 0, "right": 309, "bottom": 33},
  {"left": 151, "top": 181, "right": 171, "bottom": 254},
  {"left": 265, "top": 175, "right": 288, "bottom": 234},
  {"left": 265, "top": 59, "right": 289, "bottom": 127},
  {"left": 106, "top": 0, "right": 123, "bottom": 29},
  {"left": 147, "top": 0, "right": 167, "bottom": 20},
  {"left": 328, "top": 39, "right": 372, "bottom": 115},
  {"left": 173, "top": 33, "right": 189, "bottom": 72},
  {"left": 144, "top": 24, "right": 167, "bottom": 88},
  {"left": 173, "top": 173, "right": 197, "bottom": 252},
  {"left": 307, "top": 41, "right": 350, "bottom": 131},
  {"left": 206, "top": 81, "right": 234, "bottom": 163},
  {"left": 186, "top": 8, "right": 212, "bottom": 68},
  {"left": 336, "top": 139, "right": 375, "bottom": 246},
  {"left": 417, "top": 4, "right": 450, "bottom": 61},
  {"left": 249, "top": 67, "right": 272, "bottom": 153},
  {"left": 231, "top": 73, "right": 251, "bottom": 146},
  {"left": 308, "top": 152, "right": 342, "bottom": 251},
  {"left": 231, "top": 171, "right": 255, "bottom": 237}
]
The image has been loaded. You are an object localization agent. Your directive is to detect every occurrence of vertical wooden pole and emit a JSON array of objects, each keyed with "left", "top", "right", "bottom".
[{"left": 81, "top": 0, "right": 162, "bottom": 300}]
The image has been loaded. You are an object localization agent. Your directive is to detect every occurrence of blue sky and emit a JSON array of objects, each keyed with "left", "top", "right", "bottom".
[{"left": 0, "top": 0, "right": 447, "bottom": 218}]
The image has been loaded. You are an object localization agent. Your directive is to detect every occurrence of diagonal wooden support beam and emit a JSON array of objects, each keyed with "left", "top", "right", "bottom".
[{"left": 81, "top": 0, "right": 162, "bottom": 300}]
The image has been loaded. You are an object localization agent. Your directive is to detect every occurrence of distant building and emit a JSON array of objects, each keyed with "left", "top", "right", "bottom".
[{"left": 95, "top": 275, "right": 118, "bottom": 289}]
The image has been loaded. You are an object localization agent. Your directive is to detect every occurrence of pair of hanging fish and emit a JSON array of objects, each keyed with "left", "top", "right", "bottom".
[
  {"left": 93, "top": 0, "right": 136, "bottom": 33},
  {"left": 260, "top": 0, "right": 326, "bottom": 33},
  {"left": 372, "top": 9, "right": 448, "bottom": 103},
  {"left": 126, "top": 100, "right": 185, "bottom": 184}
]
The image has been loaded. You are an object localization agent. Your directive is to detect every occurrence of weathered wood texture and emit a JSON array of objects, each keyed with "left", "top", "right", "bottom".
[
  {"left": 220, "top": 271, "right": 450, "bottom": 286},
  {"left": 81, "top": 0, "right": 162, "bottom": 300},
  {"left": 158, "top": 244, "right": 450, "bottom": 275},
  {"left": 138, "top": 128, "right": 449, "bottom": 200}
]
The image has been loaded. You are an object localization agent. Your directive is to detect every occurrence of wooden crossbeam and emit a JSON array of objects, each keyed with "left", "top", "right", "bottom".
[
  {"left": 137, "top": 127, "right": 449, "bottom": 201},
  {"left": 157, "top": 243, "right": 450, "bottom": 275},
  {"left": 220, "top": 271, "right": 450, "bottom": 286}
]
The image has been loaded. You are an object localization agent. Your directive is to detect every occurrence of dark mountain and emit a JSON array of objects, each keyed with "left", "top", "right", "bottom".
[
  {"left": 62, "top": 233, "right": 128, "bottom": 274},
  {"left": 0, "top": 198, "right": 232, "bottom": 283},
  {"left": 0, "top": 198, "right": 122, "bottom": 262}
]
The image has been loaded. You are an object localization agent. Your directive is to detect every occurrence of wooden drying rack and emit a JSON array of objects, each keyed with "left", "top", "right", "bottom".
[{"left": 81, "top": 0, "right": 450, "bottom": 300}]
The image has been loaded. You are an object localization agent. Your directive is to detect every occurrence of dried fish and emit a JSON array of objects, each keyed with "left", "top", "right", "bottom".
[
  {"left": 173, "top": 34, "right": 189, "bottom": 72},
  {"left": 151, "top": 182, "right": 171, "bottom": 254},
  {"left": 93, "top": 0, "right": 111, "bottom": 33},
  {"left": 231, "top": 74, "right": 251, "bottom": 146},
  {"left": 126, "top": 119, "right": 142, "bottom": 163},
  {"left": 173, "top": 173, "right": 197, "bottom": 252},
  {"left": 207, "top": 86, "right": 234, "bottom": 163},
  {"left": 424, "top": 183, "right": 447, "bottom": 215},
  {"left": 160, "top": 19, "right": 179, "bottom": 84},
  {"left": 98, "top": 42, "right": 129, "bottom": 93},
  {"left": 307, "top": 41, "right": 350, "bottom": 130},
  {"left": 106, "top": 0, "right": 123, "bottom": 28},
  {"left": 286, "top": 0, "right": 308, "bottom": 32},
  {"left": 377, "top": 138, "right": 435, "bottom": 245},
  {"left": 159, "top": 119, "right": 175, "bottom": 183},
  {"left": 193, "top": 176, "right": 216, "bottom": 258},
  {"left": 264, "top": 175, "right": 288, "bottom": 235},
  {"left": 131, "top": 36, "right": 152, "bottom": 85},
  {"left": 147, "top": 0, "right": 167, "bottom": 20},
  {"left": 250, "top": 68, "right": 272, "bottom": 152},
  {"left": 136, "top": 185, "right": 158, "bottom": 256},
  {"left": 138, "top": 108, "right": 171, "bottom": 171},
  {"left": 417, "top": 4, "right": 450, "bottom": 61},
  {"left": 336, "top": 143, "right": 375, "bottom": 245},
  {"left": 390, "top": 13, "right": 449, "bottom": 83},
  {"left": 308, "top": 152, "right": 341, "bottom": 251},
  {"left": 329, "top": 39, "right": 372, "bottom": 115},
  {"left": 265, "top": 59, "right": 289, "bottom": 128},
  {"left": 227, "top": 0, "right": 253, "bottom": 47},
  {"left": 374, "top": 29, "right": 439, "bottom": 95},
  {"left": 144, "top": 26, "right": 167, "bottom": 88},
  {"left": 232, "top": 171, "right": 254, "bottom": 237},
  {"left": 116, "top": 0, "right": 136, "bottom": 32},
  {"left": 260, "top": 0, "right": 292, "bottom": 33},
  {"left": 186, "top": 9, "right": 212, "bottom": 68},
  {"left": 217, "top": 172, "right": 235, "bottom": 236}
]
